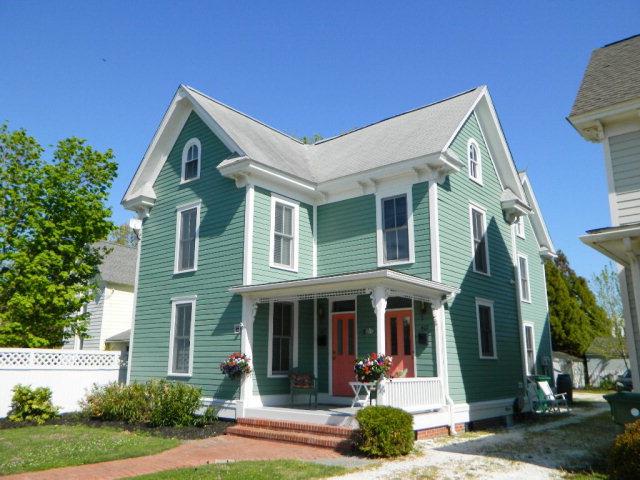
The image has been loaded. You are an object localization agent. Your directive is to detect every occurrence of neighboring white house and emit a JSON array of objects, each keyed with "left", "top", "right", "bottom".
[
  {"left": 64, "top": 241, "right": 136, "bottom": 355},
  {"left": 568, "top": 34, "right": 640, "bottom": 393}
]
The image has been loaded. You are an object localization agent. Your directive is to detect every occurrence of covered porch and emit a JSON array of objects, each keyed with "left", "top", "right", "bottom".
[{"left": 230, "top": 269, "right": 458, "bottom": 428}]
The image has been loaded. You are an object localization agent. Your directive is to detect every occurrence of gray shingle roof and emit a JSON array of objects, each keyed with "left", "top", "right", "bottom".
[
  {"left": 95, "top": 241, "right": 137, "bottom": 287},
  {"left": 570, "top": 34, "right": 640, "bottom": 117},
  {"left": 185, "top": 85, "right": 482, "bottom": 183}
]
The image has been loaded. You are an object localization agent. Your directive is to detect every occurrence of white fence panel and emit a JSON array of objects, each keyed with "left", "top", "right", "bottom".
[
  {"left": 377, "top": 377, "right": 444, "bottom": 412},
  {"left": 0, "top": 348, "right": 121, "bottom": 417}
]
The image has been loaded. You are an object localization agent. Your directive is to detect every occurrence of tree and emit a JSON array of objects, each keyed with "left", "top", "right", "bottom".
[
  {"left": 108, "top": 223, "right": 138, "bottom": 247},
  {"left": 0, "top": 124, "right": 117, "bottom": 347},
  {"left": 591, "top": 263, "right": 628, "bottom": 366},
  {"left": 545, "top": 251, "right": 610, "bottom": 358},
  {"left": 300, "top": 134, "right": 323, "bottom": 144}
]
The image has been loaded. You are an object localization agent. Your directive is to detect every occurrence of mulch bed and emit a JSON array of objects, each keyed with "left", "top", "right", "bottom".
[{"left": 0, "top": 413, "right": 232, "bottom": 439}]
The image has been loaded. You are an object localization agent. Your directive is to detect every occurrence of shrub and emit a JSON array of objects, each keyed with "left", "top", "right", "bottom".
[
  {"left": 81, "top": 380, "right": 203, "bottom": 427},
  {"left": 355, "top": 405, "right": 414, "bottom": 457},
  {"left": 609, "top": 420, "right": 640, "bottom": 480},
  {"left": 8, "top": 384, "right": 59, "bottom": 425}
]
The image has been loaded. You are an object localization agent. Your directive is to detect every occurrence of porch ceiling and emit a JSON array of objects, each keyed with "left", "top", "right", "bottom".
[
  {"left": 229, "top": 269, "right": 459, "bottom": 303},
  {"left": 580, "top": 223, "right": 640, "bottom": 266}
]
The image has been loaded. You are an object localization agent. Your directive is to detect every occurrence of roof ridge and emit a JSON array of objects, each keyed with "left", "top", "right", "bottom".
[
  {"left": 313, "top": 86, "right": 484, "bottom": 146},
  {"left": 182, "top": 85, "right": 308, "bottom": 147}
]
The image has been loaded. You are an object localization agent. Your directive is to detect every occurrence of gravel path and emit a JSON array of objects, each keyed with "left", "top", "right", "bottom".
[{"left": 332, "top": 392, "right": 612, "bottom": 480}]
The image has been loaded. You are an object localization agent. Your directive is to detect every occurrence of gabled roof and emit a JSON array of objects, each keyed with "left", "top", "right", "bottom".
[
  {"left": 95, "top": 241, "right": 137, "bottom": 287},
  {"left": 570, "top": 34, "right": 640, "bottom": 118},
  {"left": 518, "top": 172, "right": 556, "bottom": 257}
]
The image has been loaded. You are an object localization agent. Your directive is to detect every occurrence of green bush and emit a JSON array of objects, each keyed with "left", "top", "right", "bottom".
[
  {"left": 81, "top": 380, "right": 203, "bottom": 427},
  {"left": 8, "top": 384, "right": 59, "bottom": 425},
  {"left": 355, "top": 405, "right": 414, "bottom": 457},
  {"left": 610, "top": 420, "right": 640, "bottom": 480}
]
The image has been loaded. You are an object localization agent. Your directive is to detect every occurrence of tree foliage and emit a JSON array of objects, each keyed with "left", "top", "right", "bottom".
[
  {"left": 545, "top": 251, "right": 610, "bottom": 357},
  {"left": 0, "top": 124, "right": 117, "bottom": 347},
  {"left": 591, "top": 263, "right": 628, "bottom": 364},
  {"left": 107, "top": 223, "right": 138, "bottom": 248}
]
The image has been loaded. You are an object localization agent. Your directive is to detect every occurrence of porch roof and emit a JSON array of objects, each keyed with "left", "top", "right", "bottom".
[
  {"left": 229, "top": 269, "right": 459, "bottom": 303},
  {"left": 580, "top": 222, "right": 640, "bottom": 266}
]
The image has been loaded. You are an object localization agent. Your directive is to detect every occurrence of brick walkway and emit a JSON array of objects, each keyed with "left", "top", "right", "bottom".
[{"left": 5, "top": 435, "right": 344, "bottom": 480}]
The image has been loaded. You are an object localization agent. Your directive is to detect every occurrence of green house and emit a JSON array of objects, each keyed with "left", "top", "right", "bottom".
[{"left": 122, "top": 85, "right": 555, "bottom": 435}]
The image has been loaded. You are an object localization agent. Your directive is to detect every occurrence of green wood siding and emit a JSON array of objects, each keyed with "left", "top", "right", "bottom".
[
  {"left": 414, "top": 301, "right": 437, "bottom": 377},
  {"left": 129, "top": 112, "right": 244, "bottom": 400},
  {"left": 439, "top": 113, "right": 524, "bottom": 403},
  {"left": 252, "top": 187, "right": 314, "bottom": 283}
]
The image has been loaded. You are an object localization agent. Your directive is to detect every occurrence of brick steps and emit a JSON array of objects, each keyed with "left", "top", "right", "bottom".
[{"left": 226, "top": 417, "right": 356, "bottom": 451}]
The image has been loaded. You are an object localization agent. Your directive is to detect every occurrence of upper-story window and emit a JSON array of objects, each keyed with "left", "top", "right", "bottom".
[
  {"left": 270, "top": 194, "right": 299, "bottom": 271},
  {"left": 470, "top": 204, "right": 490, "bottom": 275},
  {"left": 174, "top": 202, "right": 200, "bottom": 273},
  {"left": 468, "top": 139, "right": 482, "bottom": 184},
  {"left": 515, "top": 215, "right": 525, "bottom": 238},
  {"left": 181, "top": 138, "right": 201, "bottom": 183},
  {"left": 377, "top": 190, "right": 415, "bottom": 266},
  {"left": 518, "top": 254, "right": 531, "bottom": 302}
]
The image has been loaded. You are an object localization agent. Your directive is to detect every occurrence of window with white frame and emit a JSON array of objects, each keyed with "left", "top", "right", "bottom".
[
  {"left": 476, "top": 299, "right": 496, "bottom": 359},
  {"left": 515, "top": 215, "right": 525, "bottom": 238},
  {"left": 168, "top": 298, "right": 195, "bottom": 376},
  {"left": 524, "top": 323, "right": 536, "bottom": 375},
  {"left": 518, "top": 254, "right": 531, "bottom": 302},
  {"left": 175, "top": 203, "right": 200, "bottom": 273},
  {"left": 380, "top": 194, "right": 413, "bottom": 264},
  {"left": 270, "top": 195, "right": 299, "bottom": 271},
  {"left": 470, "top": 205, "right": 489, "bottom": 274},
  {"left": 181, "top": 138, "right": 201, "bottom": 182},
  {"left": 270, "top": 302, "right": 294, "bottom": 375},
  {"left": 468, "top": 139, "right": 482, "bottom": 183}
]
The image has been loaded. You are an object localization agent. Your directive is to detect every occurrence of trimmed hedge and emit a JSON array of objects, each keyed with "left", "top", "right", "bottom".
[
  {"left": 8, "top": 384, "right": 59, "bottom": 425},
  {"left": 610, "top": 420, "right": 640, "bottom": 480},
  {"left": 355, "top": 405, "right": 414, "bottom": 457}
]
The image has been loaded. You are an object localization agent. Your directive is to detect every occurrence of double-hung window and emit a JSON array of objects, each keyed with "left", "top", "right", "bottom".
[
  {"left": 169, "top": 298, "right": 195, "bottom": 376},
  {"left": 270, "top": 195, "right": 299, "bottom": 271},
  {"left": 470, "top": 205, "right": 489, "bottom": 274},
  {"left": 378, "top": 192, "right": 414, "bottom": 265},
  {"left": 476, "top": 299, "right": 496, "bottom": 359},
  {"left": 270, "top": 302, "right": 294, "bottom": 376},
  {"left": 468, "top": 139, "right": 482, "bottom": 184},
  {"left": 524, "top": 323, "right": 536, "bottom": 375},
  {"left": 175, "top": 202, "right": 200, "bottom": 273},
  {"left": 518, "top": 254, "right": 531, "bottom": 302},
  {"left": 181, "top": 139, "right": 201, "bottom": 182},
  {"left": 515, "top": 216, "right": 525, "bottom": 238}
]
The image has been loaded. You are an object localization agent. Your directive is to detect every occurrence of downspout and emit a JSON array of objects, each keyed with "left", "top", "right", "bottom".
[
  {"left": 510, "top": 222, "right": 530, "bottom": 409},
  {"left": 126, "top": 209, "right": 147, "bottom": 385}
]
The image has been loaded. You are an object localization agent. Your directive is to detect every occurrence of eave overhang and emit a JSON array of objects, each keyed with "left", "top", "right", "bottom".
[
  {"left": 568, "top": 98, "right": 640, "bottom": 143},
  {"left": 580, "top": 223, "right": 640, "bottom": 266},
  {"left": 500, "top": 189, "right": 531, "bottom": 224}
]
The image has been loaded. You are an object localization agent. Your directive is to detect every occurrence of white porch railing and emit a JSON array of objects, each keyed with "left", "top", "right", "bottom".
[{"left": 377, "top": 377, "right": 444, "bottom": 412}]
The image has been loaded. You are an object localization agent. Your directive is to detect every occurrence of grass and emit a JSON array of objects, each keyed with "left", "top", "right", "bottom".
[
  {"left": 128, "top": 459, "right": 349, "bottom": 479},
  {"left": 0, "top": 424, "right": 180, "bottom": 475}
]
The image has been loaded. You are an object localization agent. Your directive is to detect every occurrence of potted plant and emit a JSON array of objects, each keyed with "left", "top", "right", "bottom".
[
  {"left": 354, "top": 353, "right": 392, "bottom": 383},
  {"left": 219, "top": 352, "right": 252, "bottom": 379}
]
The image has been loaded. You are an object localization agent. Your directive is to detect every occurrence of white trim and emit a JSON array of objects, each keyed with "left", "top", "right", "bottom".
[
  {"left": 515, "top": 215, "right": 526, "bottom": 239},
  {"left": 269, "top": 193, "right": 300, "bottom": 272},
  {"left": 603, "top": 137, "right": 621, "bottom": 226},
  {"left": 267, "top": 300, "right": 299, "bottom": 378},
  {"left": 312, "top": 204, "right": 318, "bottom": 277},
  {"left": 469, "top": 203, "right": 491, "bottom": 276},
  {"left": 510, "top": 224, "right": 529, "bottom": 392},
  {"left": 523, "top": 322, "right": 536, "bottom": 376},
  {"left": 126, "top": 222, "right": 143, "bottom": 384},
  {"left": 473, "top": 111, "right": 505, "bottom": 191},
  {"left": 517, "top": 253, "right": 532, "bottom": 303},
  {"left": 243, "top": 185, "right": 255, "bottom": 285},
  {"left": 167, "top": 296, "right": 196, "bottom": 377},
  {"left": 428, "top": 180, "right": 441, "bottom": 282},
  {"left": 519, "top": 173, "right": 556, "bottom": 255},
  {"left": 174, "top": 201, "right": 201, "bottom": 274},
  {"left": 476, "top": 298, "right": 497, "bottom": 360},
  {"left": 313, "top": 298, "right": 318, "bottom": 378},
  {"left": 467, "top": 138, "right": 483, "bottom": 185},
  {"left": 375, "top": 186, "right": 416, "bottom": 267},
  {"left": 180, "top": 138, "right": 201, "bottom": 184}
]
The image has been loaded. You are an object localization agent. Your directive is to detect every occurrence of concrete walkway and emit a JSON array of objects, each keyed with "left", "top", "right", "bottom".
[{"left": 4, "top": 435, "right": 344, "bottom": 480}]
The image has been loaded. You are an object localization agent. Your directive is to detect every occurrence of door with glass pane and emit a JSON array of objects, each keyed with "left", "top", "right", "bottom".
[
  {"left": 332, "top": 313, "right": 356, "bottom": 396},
  {"left": 385, "top": 309, "right": 415, "bottom": 377}
]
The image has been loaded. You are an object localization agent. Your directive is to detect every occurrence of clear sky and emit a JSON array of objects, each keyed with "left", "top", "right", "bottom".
[{"left": 2, "top": 1, "right": 639, "bottom": 280}]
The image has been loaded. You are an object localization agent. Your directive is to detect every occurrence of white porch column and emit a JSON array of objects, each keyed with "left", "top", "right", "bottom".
[
  {"left": 371, "top": 286, "right": 388, "bottom": 353},
  {"left": 624, "top": 257, "right": 640, "bottom": 393},
  {"left": 239, "top": 296, "right": 258, "bottom": 416}
]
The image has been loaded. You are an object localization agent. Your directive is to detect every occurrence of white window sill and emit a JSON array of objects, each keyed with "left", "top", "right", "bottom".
[
  {"left": 268, "top": 373, "right": 289, "bottom": 379},
  {"left": 521, "top": 298, "right": 532, "bottom": 304},
  {"left": 516, "top": 234, "right": 525, "bottom": 240},
  {"left": 479, "top": 356, "right": 498, "bottom": 360},
  {"left": 472, "top": 268, "right": 491, "bottom": 277},
  {"left": 180, "top": 176, "right": 200, "bottom": 185},
  {"left": 379, "top": 259, "right": 414, "bottom": 268},
  {"left": 174, "top": 268, "right": 198, "bottom": 275},
  {"left": 269, "top": 262, "right": 298, "bottom": 273},
  {"left": 469, "top": 176, "right": 483, "bottom": 186},
  {"left": 167, "top": 372, "right": 192, "bottom": 378}
]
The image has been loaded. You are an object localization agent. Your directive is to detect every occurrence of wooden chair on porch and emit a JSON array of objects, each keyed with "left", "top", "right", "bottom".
[{"left": 289, "top": 370, "right": 318, "bottom": 409}]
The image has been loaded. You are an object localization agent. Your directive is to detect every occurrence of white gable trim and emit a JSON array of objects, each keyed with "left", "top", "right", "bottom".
[{"left": 519, "top": 172, "right": 556, "bottom": 256}]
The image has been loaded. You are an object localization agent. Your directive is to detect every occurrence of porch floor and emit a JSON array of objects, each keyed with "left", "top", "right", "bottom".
[{"left": 244, "top": 403, "right": 360, "bottom": 428}]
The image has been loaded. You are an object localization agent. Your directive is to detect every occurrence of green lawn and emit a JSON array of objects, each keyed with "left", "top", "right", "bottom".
[
  {"left": 129, "top": 460, "right": 349, "bottom": 479},
  {"left": 0, "top": 424, "right": 180, "bottom": 475}
]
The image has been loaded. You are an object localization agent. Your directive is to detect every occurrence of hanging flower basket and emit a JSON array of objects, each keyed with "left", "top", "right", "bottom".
[
  {"left": 220, "top": 352, "right": 252, "bottom": 379},
  {"left": 354, "top": 352, "right": 392, "bottom": 383}
]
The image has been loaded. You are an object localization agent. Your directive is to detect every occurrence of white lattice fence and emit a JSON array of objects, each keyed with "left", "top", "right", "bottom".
[{"left": 0, "top": 348, "right": 121, "bottom": 416}]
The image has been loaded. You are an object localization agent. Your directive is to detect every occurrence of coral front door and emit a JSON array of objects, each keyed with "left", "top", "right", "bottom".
[
  {"left": 332, "top": 313, "right": 356, "bottom": 396},
  {"left": 385, "top": 309, "right": 415, "bottom": 377}
]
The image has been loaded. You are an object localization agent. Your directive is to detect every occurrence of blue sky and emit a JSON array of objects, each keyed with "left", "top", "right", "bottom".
[{"left": 2, "top": 1, "right": 639, "bottom": 280}]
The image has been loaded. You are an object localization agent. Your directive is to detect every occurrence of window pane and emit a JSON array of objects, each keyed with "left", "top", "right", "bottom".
[
  {"left": 179, "top": 209, "right": 197, "bottom": 270},
  {"left": 394, "top": 197, "right": 407, "bottom": 227},
  {"left": 272, "top": 303, "right": 292, "bottom": 374},
  {"left": 283, "top": 206, "right": 293, "bottom": 235},
  {"left": 273, "top": 235, "right": 282, "bottom": 264},
  {"left": 479, "top": 306, "right": 494, "bottom": 357},
  {"left": 390, "top": 317, "right": 398, "bottom": 355},
  {"left": 280, "top": 338, "right": 290, "bottom": 371},
  {"left": 281, "top": 236, "right": 292, "bottom": 266},
  {"left": 274, "top": 204, "right": 284, "bottom": 234},
  {"left": 282, "top": 303, "right": 292, "bottom": 335},
  {"left": 475, "top": 238, "right": 487, "bottom": 273},
  {"left": 173, "top": 304, "right": 192, "bottom": 373},
  {"left": 383, "top": 199, "right": 396, "bottom": 229},
  {"left": 272, "top": 337, "right": 281, "bottom": 371},
  {"left": 385, "top": 230, "right": 398, "bottom": 261},
  {"left": 332, "top": 300, "right": 356, "bottom": 312},
  {"left": 397, "top": 227, "right": 409, "bottom": 260},
  {"left": 403, "top": 316, "right": 411, "bottom": 355}
]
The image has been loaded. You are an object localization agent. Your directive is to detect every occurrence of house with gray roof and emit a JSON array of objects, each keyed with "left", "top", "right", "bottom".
[
  {"left": 64, "top": 241, "right": 136, "bottom": 353},
  {"left": 122, "top": 83, "right": 554, "bottom": 442},
  {"left": 569, "top": 34, "right": 640, "bottom": 393}
]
